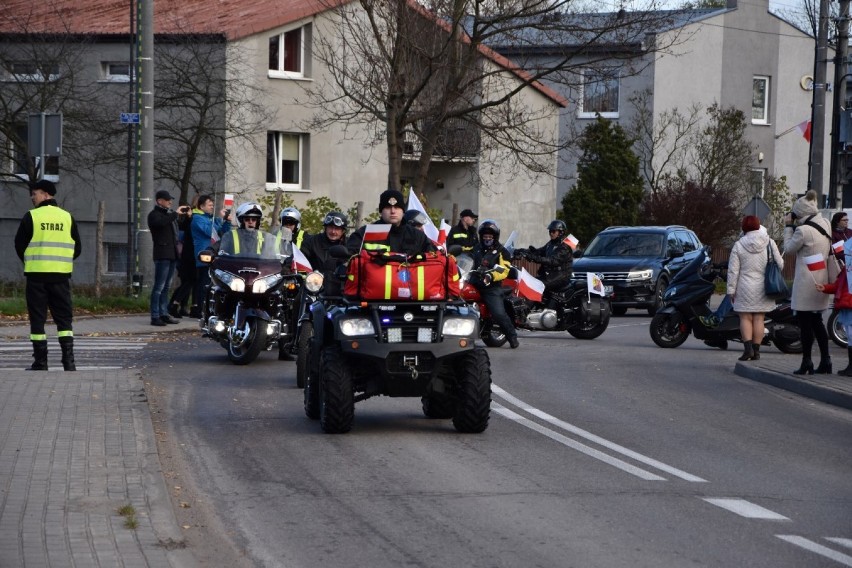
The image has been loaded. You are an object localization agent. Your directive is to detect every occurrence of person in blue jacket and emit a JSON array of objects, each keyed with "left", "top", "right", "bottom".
[{"left": 191, "top": 194, "right": 231, "bottom": 318}]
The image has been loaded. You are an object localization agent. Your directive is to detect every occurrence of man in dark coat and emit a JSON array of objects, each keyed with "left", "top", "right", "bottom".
[
  {"left": 346, "top": 189, "right": 435, "bottom": 256},
  {"left": 147, "top": 190, "right": 185, "bottom": 326},
  {"left": 446, "top": 208, "right": 478, "bottom": 252}
]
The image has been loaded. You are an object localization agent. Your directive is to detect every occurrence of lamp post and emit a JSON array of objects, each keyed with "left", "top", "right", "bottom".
[{"left": 829, "top": 0, "right": 851, "bottom": 210}]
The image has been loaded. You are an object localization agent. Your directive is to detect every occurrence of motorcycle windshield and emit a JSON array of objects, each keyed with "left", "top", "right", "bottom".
[{"left": 218, "top": 230, "right": 283, "bottom": 260}]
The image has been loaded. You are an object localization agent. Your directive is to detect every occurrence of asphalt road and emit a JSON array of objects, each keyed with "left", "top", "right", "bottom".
[{"left": 141, "top": 315, "right": 852, "bottom": 568}]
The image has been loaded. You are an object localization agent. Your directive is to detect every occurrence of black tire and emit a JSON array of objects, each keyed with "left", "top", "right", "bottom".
[
  {"left": 481, "top": 324, "right": 508, "bottom": 348},
  {"left": 452, "top": 349, "right": 491, "bottom": 433},
  {"left": 421, "top": 393, "right": 456, "bottom": 419},
  {"left": 227, "top": 318, "right": 267, "bottom": 365},
  {"left": 320, "top": 346, "right": 354, "bottom": 434},
  {"left": 568, "top": 299, "right": 611, "bottom": 340},
  {"left": 774, "top": 336, "right": 803, "bottom": 354},
  {"left": 296, "top": 321, "right": 313, "bottom": 389},
  {"left": 647, "top": 277, "right": 668, "bottom": 316},
  {"left": 649, "top": 312, "right": 690, "bottom": 348},
  {"left": 278, "top": 339, "right": 293, "bottom": 361},
  {"left": 612, "top": 306, "right": 628, "bottom": 316},
  {"left": 303, "top": 337, "right": 320, "bottom": 420},
  {"left": 828, "top": 311, "right": 848, "bottom": 348}
]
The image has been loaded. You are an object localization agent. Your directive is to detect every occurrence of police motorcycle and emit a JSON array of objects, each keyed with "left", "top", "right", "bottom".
[
  {"left": 198, "top": 203, "right": 302, "bottom": 365},
  {"left": 649, "top": 246, "right": 801, "bottom": 353},
  {"left": 455, "top": 234, "right": 611, "bottom": 346}
]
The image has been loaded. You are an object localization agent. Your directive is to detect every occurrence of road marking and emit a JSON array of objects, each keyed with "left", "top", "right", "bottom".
[
  {"left": 492, "top": 403, "right": 666, "bottom": 481},
  {"left": 702, "top": 498, "right": 789, "bottom": 520},
  {"left": 828, "top": 538, "right": 852, "bottom": 550},
  {"left": 777, "top": 535, "right": 852, "bottom": 566},
  {"left": 492, "top": 384, "right": 707, "bottom": 482}
]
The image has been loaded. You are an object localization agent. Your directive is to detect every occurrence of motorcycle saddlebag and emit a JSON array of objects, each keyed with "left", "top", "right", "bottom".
[
  {"left": 578, "top": 296, "right": 609, "bottom": 323},
  {"left": 344, "top": 250, "right": 460, "bottom": 300}
]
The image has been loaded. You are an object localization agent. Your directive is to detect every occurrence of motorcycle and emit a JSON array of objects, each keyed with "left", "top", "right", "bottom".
[
  {"left": 456, "top": 252, "right": 611, "bottom": 345},
  {"left": 198, "top": 237, "right": 301, "bottom": 365},
  {"left": 649, "top": 246, "right": 801, "bottom": 353}
]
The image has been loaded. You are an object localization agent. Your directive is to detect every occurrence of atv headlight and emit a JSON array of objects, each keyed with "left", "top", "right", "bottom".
[
  {"left": 252, "top": 274, "right": 282, "bottom": 294},
  {"left": 628, "top": 269, "right": 653, "bottom": 281},
  {"left": 442, "top": 317, "right": 476, "bottom": 336},
  {"left": 215, "top": 269, "right": 245, "bottom": 292},
  {"left": 305, "top": 271, "right": 324, "bottom": 293},
  {"left": 339, "top": 318, "right": 375, "bottom": 337}
]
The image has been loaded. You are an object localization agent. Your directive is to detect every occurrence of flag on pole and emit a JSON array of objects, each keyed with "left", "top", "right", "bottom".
[
  {"left": 438, "top": 219, "right": 451, "bottom": 246},
  {"left": 833, "top": 240, "right": 844, "bottom": 256},
  {"left": 406, "top": 190, "right": 441, "bottom": 243},
  {"left": 796, "top": 120, "right": 812, "bottom": 143},
  {"left": 363, "top": 224, "right": 391, "bottom": 242},
  {"left": 563, "top": 234, "right": 579, "bottom": 250},
  {"left": 292, "top": 246, "right": 312, "bottom": 272},
  {"left": 804, "top": 253, "right": 826, "bottom": 272},
  {"left": 587, "top": 272, "right": 606, "bottom": 296},
  {"left": 223, "top": 193, "right": 235, "bottom": 208},
  {"left": 517, "top": 268, "right": 545, "bottom": 302}
]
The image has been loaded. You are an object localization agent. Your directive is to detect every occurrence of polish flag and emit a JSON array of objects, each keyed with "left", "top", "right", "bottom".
[
  {"left": 563, "top": 234, "right": 579, "bottom": 250},
  {"left": 363, "top": 224, "right": 391, "bottom": 242},
  {"left": 804, "top": 253, "right": 827, "bottom": 271},
  {"left": 587, "top": 272, "right": 607, "bottom": 296},
  {"left": 796, "top": 120, "right": 812, "bottom": 143},
  {"left": 292, "top": 246, "right": 312, "bottom": 272},
  {"left": 407, "top": 190, "right": 441, "bottom": 244},
  {"left": 833, "top": 240, "right": 844, "bottom": 256},
  {"left": 517, "top": 268, "right": 545, "bottom": 302},
  {"left": 223, "top": 193, "right": 235, "bottom": 208},
  {"left": 438, "top": 219, "right": 451, "bottom": 246}
]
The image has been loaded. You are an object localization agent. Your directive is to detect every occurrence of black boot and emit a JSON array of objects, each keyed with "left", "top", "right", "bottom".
[
  {"left": 59, "top": 337, "right": 76, "bottom": 372},
  {"left": 815, "top": 357, "right": 832, "bottom": 374},
  {"left": 793, "top": 358, "right": 814, "bottom": 375},
  {"left": 738, "top": 341, "right": 754, "bottom": 361},
  {"left": 839, "top": 348, "right": 852, "bottom": 376},
  {"left": 27, "top": 340, "right": 48, "bottom": 371},
  {"left": 752, "top": 343, "right": 760, "bottom": 361}
]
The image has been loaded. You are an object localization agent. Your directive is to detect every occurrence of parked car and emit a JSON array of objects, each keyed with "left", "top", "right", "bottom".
[{"left": 571, "top": 225, "right": 704, "bottom": 315}]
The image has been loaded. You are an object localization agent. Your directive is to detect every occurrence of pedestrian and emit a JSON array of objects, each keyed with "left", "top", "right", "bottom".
[
  {"left": 168, "top": 196, "right": 197, "bottom": 318},
  {"left": 726, "top": 215, "right": 783, "bottom": 361},
  {"left": 784, "top": 190, "right": 833, "bottom": 374},
  {"left": 831, "top": 211, "right": 852, "bottom": 243},
  {"left": 191, "top": 195, "right": 231, "bottom": 319},
  {"left": 520, "top": 219, "right": 573, "bottom": 308},
  {"left": 471, "top": 219, "right": 519, "bottom": 348},
  {"left": 346, "top": 189, "right": 435, "bottom": 255},
  {"left": 446, "top": 208, "right": 478, "bottom": 252},
  {"left": 14, "top": 179, "right": 81, "bottom": 371},
  {"left": 816, "top": 238, "right": 852, "bottom": 376},
  {"left": 147, "top": 190, "right": 186, "bottom": 326}
]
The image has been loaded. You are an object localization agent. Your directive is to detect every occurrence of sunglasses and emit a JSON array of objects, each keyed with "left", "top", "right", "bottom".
[{"left": 323, "top": 214, "right": 346, "bottom": 227}]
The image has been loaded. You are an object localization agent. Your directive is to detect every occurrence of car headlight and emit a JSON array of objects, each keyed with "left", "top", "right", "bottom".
[
  {"left": 215, "top": 269, "right": 245, "bottom": 292},
  {"left": 305, "top": 271, "right": 324, "bottom": 293},
  {"left": 442, "top": 317, "right": 476, "bottom": 336},
  {"left": 252, "top": 274, "right": 282, "bottom": 294},
  {"left": 628, "top": 269, "right": 653, "bottom": 281},
  {"left": 339, "top": 318, "right": 376, "bottom": 337}
]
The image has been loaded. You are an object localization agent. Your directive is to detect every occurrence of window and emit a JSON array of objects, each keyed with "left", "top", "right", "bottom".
[
  {"left": 266, "top": 132, "right": 309, "bottom": 190},
  {"left": 268, "top": 25, "right": 311, "bottom": 79},
  {"left": 578, "top": 68, "right": 619, "bottom": 118},
  {"left": 749, "top": 168, "right": 766, "bottom": 196},
  {"left": 101, "top": 62, "right": 131, "bottom": 82},
  {"left": 4, "top": 61, "right": 60, "bottom": 82},
  {"left": 11, "top": 123, "right": 59, "bottom": 180},
  {"left": 105, "top": 242, "right": 129, "bottom": 274},
  {"left": 752, "top": 76, "right": 770, "bottom": 124}
]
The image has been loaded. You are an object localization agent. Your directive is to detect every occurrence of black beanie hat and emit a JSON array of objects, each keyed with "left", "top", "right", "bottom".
[
  {"left": 379, "top": 189, "right": 405, "bottom": 210},
  {"left": 32, "top": 179, "right": 57, "bottom": 196}
]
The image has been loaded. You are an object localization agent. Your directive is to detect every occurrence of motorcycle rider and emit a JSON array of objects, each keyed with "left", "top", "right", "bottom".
[
  {"left": 403, "top": 209, "right": 430, "bottom": 232},
  {"left": 277, "top": 206, "right": 308, "bottom": 250},
  {"left": 346, "top": 189, "right": 435, "bottom": 255},
  {"left": 219, "top": 202, "right": 276, "bottom": 258},
  {"left": 518, "top": 220, "right": 574, "bottom": 308},
  {"left": 302, "top": 211, "right": 349, "bottom": 295},
  {"left": 472, "top": 220, "right": 519, "bottom": 349}
]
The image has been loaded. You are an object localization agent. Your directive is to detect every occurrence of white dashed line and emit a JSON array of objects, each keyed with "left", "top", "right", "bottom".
[
  {"left": 828, "top": 538, "right": 852, "bottom": 550},
  {"left": 776, "top": 535, "right": 852, "bottom": 566},
  {"left": 702, "top": 498, "right": 789, "bottom": 520}
]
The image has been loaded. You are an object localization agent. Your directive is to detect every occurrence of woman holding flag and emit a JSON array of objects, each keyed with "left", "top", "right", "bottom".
[{"left": 784, "top": 190, "right": 833, "bottom": 375}]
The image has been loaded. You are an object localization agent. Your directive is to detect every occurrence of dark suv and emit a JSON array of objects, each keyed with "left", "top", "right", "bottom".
[{"left": 571, "top": 226, "right": 703, "bottom": 315}]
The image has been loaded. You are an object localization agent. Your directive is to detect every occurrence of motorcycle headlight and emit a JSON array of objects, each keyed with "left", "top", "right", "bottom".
[
  {"left": 442, "top": 317, "right": 476, "bottom": 337},
  {"left": 252, "top": 274, "right": 283, "bottom": 294},
  {"left": 215, "top": 269, "right": 245, "bottom": 292},
  {"left": 628, "top": 269, "right": 653, "bottom": 281},
  {"left": 339, "top": 318, "right": 375, "bottom": 337},
  {"left": 305, "top": 271, "right": 324, "bottom": 293}
]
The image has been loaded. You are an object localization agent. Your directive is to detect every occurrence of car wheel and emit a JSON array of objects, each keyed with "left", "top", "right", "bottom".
[{"left": 647, "top": 276, "right": 668, "bottom": 316}]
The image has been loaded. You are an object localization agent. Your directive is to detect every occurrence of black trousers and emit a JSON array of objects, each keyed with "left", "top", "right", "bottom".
[
  {"left": 26, "top": 278, "right": 73, "bottom": 338},
  {"left": 478, "top": 284, "right": 517, "bottom": 339},
  {"left": 796, "top": 311, "right": 830, "bottom": 361}
]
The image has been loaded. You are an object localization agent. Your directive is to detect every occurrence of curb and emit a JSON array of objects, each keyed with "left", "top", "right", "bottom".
[{"left": 733, "top": 361, "right": 852, "bottom": 410}]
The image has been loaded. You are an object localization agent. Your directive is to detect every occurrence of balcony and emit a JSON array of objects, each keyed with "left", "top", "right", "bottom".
[{"left": 402, "top": 118, "right": 479, "bottom": 162}]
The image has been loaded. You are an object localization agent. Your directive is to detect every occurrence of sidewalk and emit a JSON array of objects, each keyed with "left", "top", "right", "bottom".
[{"left": 1, "top": 313, "right": 850, "bottom": 568}]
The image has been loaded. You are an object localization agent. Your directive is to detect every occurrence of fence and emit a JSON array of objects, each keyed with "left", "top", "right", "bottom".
[{"left": 709, "top": 247, "right": 797, "bottom": 280}]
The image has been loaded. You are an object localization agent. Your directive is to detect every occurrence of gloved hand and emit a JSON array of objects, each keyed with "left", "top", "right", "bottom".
[
  {"left": 528, "top": 255, "right": 543, "bottom": 263},
  {"left": 528, "top": 245, "right": 537, "bottom": 252},
  {"left": 513, "top": 250, "right": 527, "bottom": 260},
  {"left": 482, "top": 273, "right": 493, "bottom": 286}
]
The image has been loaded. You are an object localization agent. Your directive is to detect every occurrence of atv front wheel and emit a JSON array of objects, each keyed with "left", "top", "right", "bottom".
[
  {"left": 452, "top": 348, "right": 491, "bottom": 433},
  {"left": 320, "top": 346, "right": 354, "bottom": 434}
]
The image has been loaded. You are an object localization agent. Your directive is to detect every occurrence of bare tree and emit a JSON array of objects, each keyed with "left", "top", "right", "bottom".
[
  {"left": 154, "top": 32, "right": 275, "bottom": 205},
  {"left": 298, "top": 0, "right": 692, "bottom": 192}
]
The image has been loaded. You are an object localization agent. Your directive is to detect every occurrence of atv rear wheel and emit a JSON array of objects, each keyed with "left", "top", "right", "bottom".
[
  {"left": 319, "top": 346, "right": 354, "bottom": 434},
  {"left": 452, "top": 348, "right": 491, "bottom": 433}
]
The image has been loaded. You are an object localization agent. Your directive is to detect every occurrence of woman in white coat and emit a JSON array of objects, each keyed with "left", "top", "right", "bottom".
[
  {"left": 783, "top": 190, "right": 833, "bottom": 375},
  {"left": 727, "top": 216, "right": 783, "bottom": 361}
]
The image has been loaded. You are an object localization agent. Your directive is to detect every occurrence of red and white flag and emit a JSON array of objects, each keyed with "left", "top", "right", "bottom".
[
  {"left": 833, "top": 240, "right": 844, "bottom": 256},
  {"left": 223, "top": 193, "right": 235, "bottom": 208},
  {"left": 563, "top": 234, "right": 579, "bottom": 250},
  {"left": 804, "top": 253, "right": 826, "bottom": 272},
  {"left": 797, "top": 120, "right": 812, "bottom": 143},
  {"left": 363, "top": 224, "right": 391, "bottom": 242},
  {"left": 517, "top": 268, "right": 545, "bottom": 302},
  {"left": 587, "top": 272, "right": 606, "bottom": 296},
  {"left": 438, "top": 219, "right": 451, "bottom": 246},
  {"left": 292, "top": 246, "right": 312, "bottom": 272},
  {"left": 407, "top": 190, "right": 441, "bottom": 244}
]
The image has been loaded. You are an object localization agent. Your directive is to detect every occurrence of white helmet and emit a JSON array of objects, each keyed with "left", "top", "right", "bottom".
[
  {"left": 280, "top": 207, "right": 301, "bottom": 230},
  {"left": 236, "top": 202, "right": 263, "bottom": 228}
]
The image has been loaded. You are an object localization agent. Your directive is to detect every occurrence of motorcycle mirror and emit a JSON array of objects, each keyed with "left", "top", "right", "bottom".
[
  {"left": 197, "top": 250, "right": 214, "bottom": 264},
  {"left": 504, "top": 230, "right": 518, "bottom": 254},
  {"left": 328, "top": 245, "right": 351, "bottom": 260}
]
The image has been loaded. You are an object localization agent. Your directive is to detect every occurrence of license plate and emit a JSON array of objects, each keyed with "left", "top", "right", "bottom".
[{"left": 604, "top": 285, "right": 613, "bottom": 294}]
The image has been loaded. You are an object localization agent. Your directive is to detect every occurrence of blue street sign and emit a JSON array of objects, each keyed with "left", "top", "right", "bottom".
[{"left": 120, "top": 112, "right": 140, "bottom": 124}]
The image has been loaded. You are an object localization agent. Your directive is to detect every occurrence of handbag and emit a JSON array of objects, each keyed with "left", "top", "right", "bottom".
[{"left": 764, "top": 244, "right": 789, "bottom": 300}]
